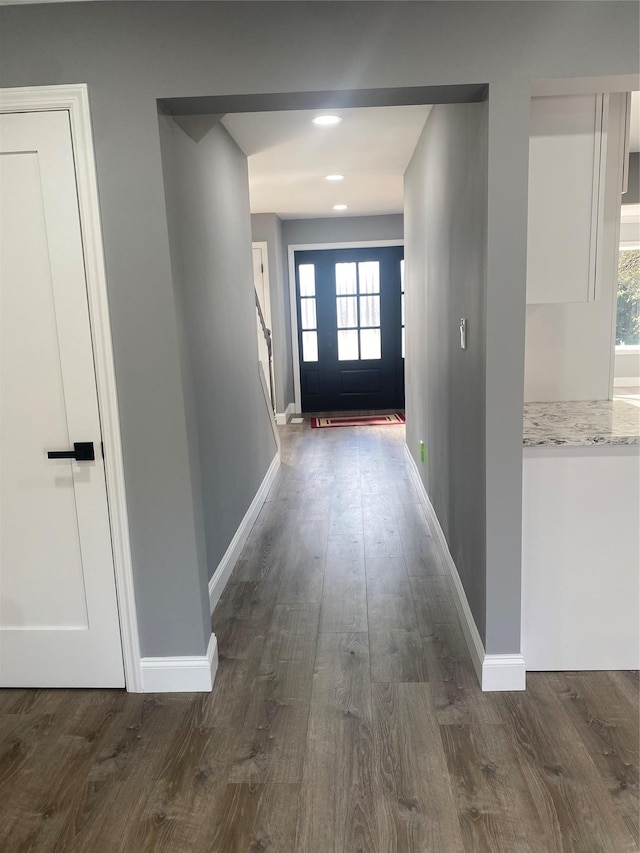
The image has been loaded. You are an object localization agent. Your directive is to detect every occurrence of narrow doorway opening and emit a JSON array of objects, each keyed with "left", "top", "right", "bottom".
[{"left": 160, "top": 86, "right": 486, "bottom": 423}]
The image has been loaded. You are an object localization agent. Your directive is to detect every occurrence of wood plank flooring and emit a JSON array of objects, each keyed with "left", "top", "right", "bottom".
[{"left": 0, "top": 421, "right": 638, "bottom": 852}]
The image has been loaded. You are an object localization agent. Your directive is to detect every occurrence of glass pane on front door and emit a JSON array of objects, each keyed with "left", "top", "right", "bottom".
[
  {"left": 360, "top": 328, "right": 381, "bottom": 360},
  {"left": 334, "top": 260, "right": 382, "bottom": 361},
  {"left": 338, "top": 329, "right": 359, "bottom": 361}
]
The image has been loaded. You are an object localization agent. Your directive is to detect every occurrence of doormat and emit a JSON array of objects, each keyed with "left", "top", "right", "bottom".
[{"left": 310, "top": 413, "right": 405, "bottom": 429}]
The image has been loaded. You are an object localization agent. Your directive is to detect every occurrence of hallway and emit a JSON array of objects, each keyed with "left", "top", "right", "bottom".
[
  {"left": 0, "top": 422, "right": 637, "bottom": 851},
  {"left": 209, "top": 421, "right": 639, "bottom": 851}
]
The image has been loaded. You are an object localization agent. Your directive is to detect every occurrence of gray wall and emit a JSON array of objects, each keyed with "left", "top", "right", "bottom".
[
  {"left": 160, "top": 117, "right": 277, "bottom": 592},
  {"left": 0, "top": 1, "right": 636, "bottom": 659},
  {"left": 405, "top": 104, "right": 489, "bottom": 644},
  {"left": 624, "top": 151, "right": 639, "bottom": 205},
  {"left": 282, "top": 215, "right": 403, "bottom": 248},
  {"left": 251, "top": 213, "right": 293, "bottom": 413}
]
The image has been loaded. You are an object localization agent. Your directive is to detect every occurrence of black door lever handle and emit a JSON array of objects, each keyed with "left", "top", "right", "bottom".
[{"left": 47, "top": 442, "right": 95, "bottom": 462}]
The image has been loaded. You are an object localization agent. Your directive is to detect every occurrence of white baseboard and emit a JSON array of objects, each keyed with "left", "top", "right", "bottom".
[
  {"left": 276, "top": 402, "right": 295, "bottom": 425},
  {"left": 404, "top": 445, "right": 526, "bottom": 692},
  {"left": 208, "top": 452, "right": 281, "bottom": 614},
  {"left": 140, "top": 632, "right": 218, "bottom": 693},
  {"left": 481, "top": 654, "right": 526, "bottom": 691}
]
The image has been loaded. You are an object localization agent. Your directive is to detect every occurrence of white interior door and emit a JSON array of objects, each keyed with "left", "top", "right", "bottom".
[{"left": 0, "top": 109, "right": 124, "bottom": 687}]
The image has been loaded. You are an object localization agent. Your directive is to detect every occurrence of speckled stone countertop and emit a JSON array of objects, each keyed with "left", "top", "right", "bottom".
[{"left": 523, "top": 399, "right": 640, "bottom": 447}]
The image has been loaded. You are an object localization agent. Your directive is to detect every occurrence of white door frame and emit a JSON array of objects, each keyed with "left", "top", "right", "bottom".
[
  {"left": 287, "top": 239, "right": 404, "bottom": 414},
  {"left": 0, "top": 84, "right": 142, "bottom": 691},
  {"left": 252, "top": 241, "right": 272, "bottom": 329}
]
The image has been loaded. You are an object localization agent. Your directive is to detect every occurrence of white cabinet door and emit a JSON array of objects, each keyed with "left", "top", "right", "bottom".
[
  {"left": 0, "top": 110, "right": 124, "bottom": 687},
  {"left": 527, "top": 94, "right": 604, "bottom": 304}
]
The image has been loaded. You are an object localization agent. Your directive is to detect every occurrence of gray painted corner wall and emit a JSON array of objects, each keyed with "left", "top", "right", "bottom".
[
  {"left": 0, "top": 1, "right": 636, "bottom": 661},
  {"left": 160, "top": 117, "right": 277, "bottom": 589},
  {"left": 483, "top": 79, "right": 531, "bottom": 655},
  {"left": 251, "top": 213, "right": 294, "bottom": 413},
  {"left": 405, "top": 104, "right": 489, "bottom": 644},
  {"left": 154, "top": 117, "right": 211, "bottom": 657},
  {"left": 624, "top": 151, "right": 639, "bottom": 205}
]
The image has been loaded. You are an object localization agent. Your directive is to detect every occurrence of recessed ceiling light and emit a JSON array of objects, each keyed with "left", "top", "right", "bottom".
[
  {"left": 312, "top": 115, "right": 342, "bottom": 126},
  {"left": 333, "top": 204, "right": 348, "bottom": 211},
  {"left": 325, "top": 174, "right": 345, "bottom": 182}
]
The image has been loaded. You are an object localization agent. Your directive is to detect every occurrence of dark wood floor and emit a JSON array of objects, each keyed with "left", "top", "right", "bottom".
[{"left": 1, "top": 422, "right": 638, "bottom": 852}]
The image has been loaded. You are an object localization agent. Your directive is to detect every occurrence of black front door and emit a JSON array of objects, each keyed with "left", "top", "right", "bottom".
[{"left": 295, "top": 246, "right": 404, "bottom": 412}]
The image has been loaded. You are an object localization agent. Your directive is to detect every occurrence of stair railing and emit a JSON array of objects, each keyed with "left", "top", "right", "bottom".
[{"left": 255, "top": 288, "right": 276, "bottom": 415}]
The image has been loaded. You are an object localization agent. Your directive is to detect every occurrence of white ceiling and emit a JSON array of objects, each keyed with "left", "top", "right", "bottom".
[
  {"left": 222, "top": 91, "right": 638, "bottom": 221},
  {"left": 222, "top": 105, "right": 432, "bottom": 220}
]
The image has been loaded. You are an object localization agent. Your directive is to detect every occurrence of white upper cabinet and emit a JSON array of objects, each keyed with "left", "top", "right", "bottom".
[{"left": 527, "top": 94, "right": 605, "bottom": 304}]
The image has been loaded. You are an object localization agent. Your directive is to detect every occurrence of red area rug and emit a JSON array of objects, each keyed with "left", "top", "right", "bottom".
[{"left": 310, "top": 413, "right": 405, "bottom": 429}]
